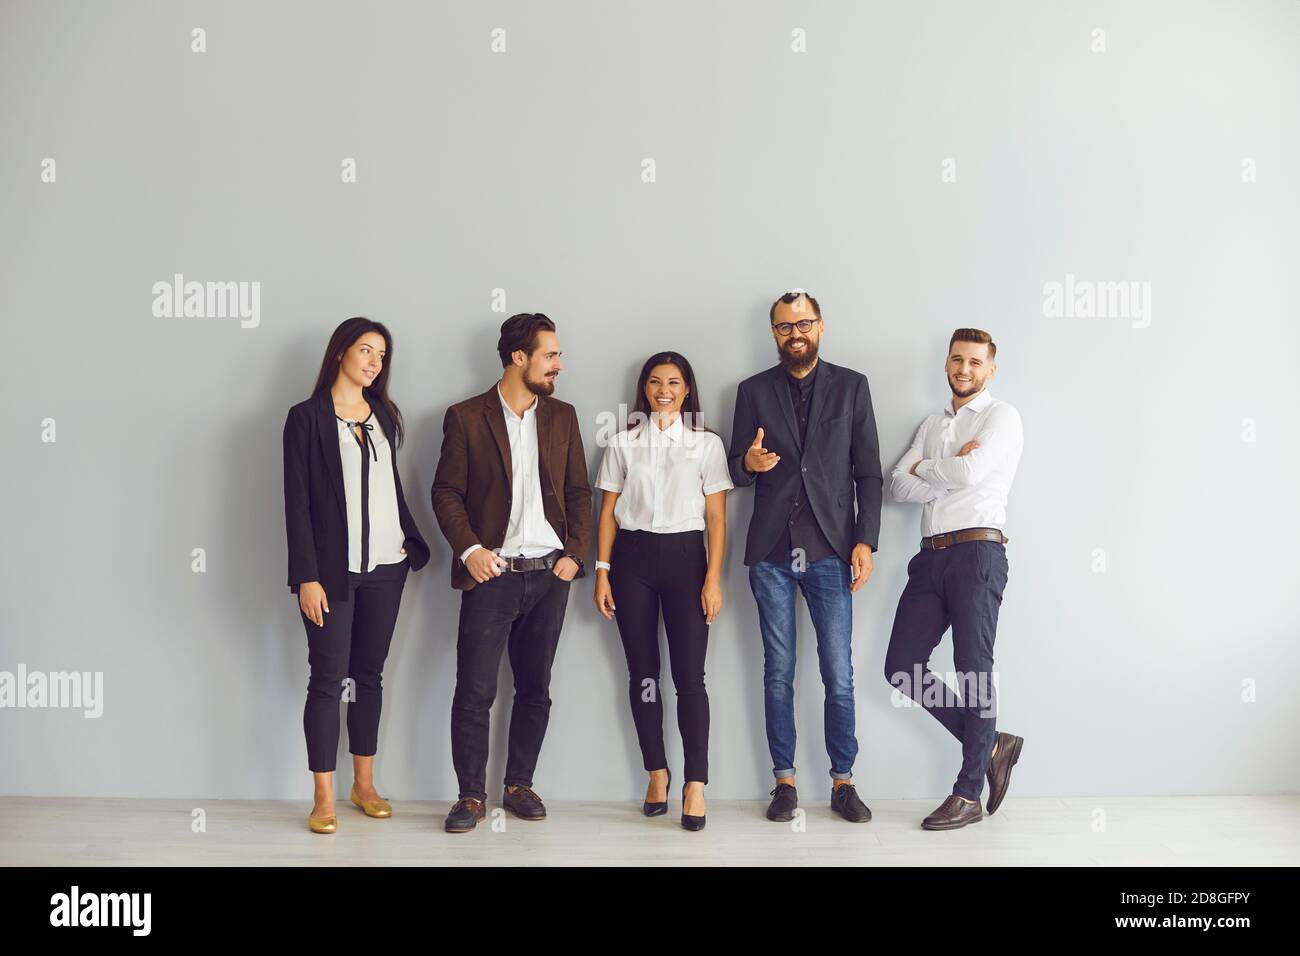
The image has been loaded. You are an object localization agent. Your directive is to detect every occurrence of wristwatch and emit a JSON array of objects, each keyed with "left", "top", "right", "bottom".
[{"left": 562, "top": 553, "right": 585, "bottom": 574}]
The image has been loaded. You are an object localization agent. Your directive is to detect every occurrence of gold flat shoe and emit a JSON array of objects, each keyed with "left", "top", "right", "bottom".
[
  {"left": 308, "top": 813, "right": 337, "bottom": 834},
  {"left": 351, "top": 784, "right": 393, "bottom": 818}
]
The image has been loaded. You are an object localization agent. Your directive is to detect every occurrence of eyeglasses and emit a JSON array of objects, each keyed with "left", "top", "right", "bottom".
[
  {"left": 773, "top": 287, "right": 819, "bottom": 335},
  {"left": 772, "top": 318, "right": 819, "bottom": 336}
]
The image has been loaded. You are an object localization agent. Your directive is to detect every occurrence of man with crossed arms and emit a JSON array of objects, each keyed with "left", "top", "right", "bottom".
[{"left": 885, "top": 327, "right": 1025, "bottom": 830}]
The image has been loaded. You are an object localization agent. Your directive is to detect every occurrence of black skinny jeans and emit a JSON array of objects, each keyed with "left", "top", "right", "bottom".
[
  {"left": 450, "top": 563, "right": 572, "bottom": 802},
  {"left": 301, "top": 557, "right": 409, "bottom": 773},
  {"left": 609, "top": 529, "right": 711, "bottom": 784}
]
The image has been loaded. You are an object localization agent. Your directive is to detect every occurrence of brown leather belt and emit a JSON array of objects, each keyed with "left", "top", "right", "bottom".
[
  {"left": 920, "top": 528, "right": 1009, "bottom": 550},
  {"left": 499, "top": 549, "right": 563, "bottom": 572}
]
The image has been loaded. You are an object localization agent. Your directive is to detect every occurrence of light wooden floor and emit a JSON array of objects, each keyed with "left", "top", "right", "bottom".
[{"left": 2, "top": 795, "right": 1296, "bottom": 866}]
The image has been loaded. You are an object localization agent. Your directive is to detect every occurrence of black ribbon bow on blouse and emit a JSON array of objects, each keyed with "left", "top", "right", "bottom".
[{"left": 339, "top": 417, "right": 378, "bottom": 462}]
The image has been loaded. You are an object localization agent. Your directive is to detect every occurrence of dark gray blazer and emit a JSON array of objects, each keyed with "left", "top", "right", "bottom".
[{"left": 726, "top": 360, "right": 883, "bottom": 566}]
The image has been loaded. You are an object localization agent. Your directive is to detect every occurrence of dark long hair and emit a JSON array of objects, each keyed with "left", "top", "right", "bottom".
[
  {"left": 630, "top": 351, "right": 714, "bottom": 436},
  {"left": 309, "top": 317, "right": 406, "bottom": 448}
]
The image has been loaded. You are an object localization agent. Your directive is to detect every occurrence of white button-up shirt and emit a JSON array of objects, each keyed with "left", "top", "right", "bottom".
[
  {"left": 460, "top": 385, "right": 564, "bottom": 564},
  {"left": 595, "top": 414, "right": 733, "bottom": 533},
  {"left": 337, "top": 413, "right": 407, "bottom": 572},
  {"left": 889, "top": 389, "right": 1023, "bottom": 537}
]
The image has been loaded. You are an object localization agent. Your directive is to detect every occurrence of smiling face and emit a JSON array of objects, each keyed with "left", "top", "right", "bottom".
[
  {"left": 644, "top": 363, "right": 688, "bottom": 420},
  {"left": 339, "top": 331, "right": 387, "bottom": 389},
  {"left": 945, "top": 340, "right": 995, "bottom": 399},
  {"left": 516, "top": 329, "right": 563, "bottom": 396},
  {"left": 771, "top": 296, "right": 822, "bottom": 372}
]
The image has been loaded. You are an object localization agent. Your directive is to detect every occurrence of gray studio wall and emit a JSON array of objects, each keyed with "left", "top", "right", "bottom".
[{"left": 2, "top": 0, "right": 1297, "bottom": 802}]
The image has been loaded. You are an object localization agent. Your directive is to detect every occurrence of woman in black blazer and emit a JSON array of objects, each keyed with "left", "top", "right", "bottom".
[{"left": 283, "top": 316, "right": 431, "bottom": 833}]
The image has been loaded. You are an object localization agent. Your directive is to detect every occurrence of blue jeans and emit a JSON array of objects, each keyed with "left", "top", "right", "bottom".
[{"left": 749, "top": 555, "right": 857, "bottom": 781}]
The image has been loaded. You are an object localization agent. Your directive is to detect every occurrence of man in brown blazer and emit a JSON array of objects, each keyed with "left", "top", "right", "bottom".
[{"left": 431, "top": 312, "right": 592, "bottom": 832}]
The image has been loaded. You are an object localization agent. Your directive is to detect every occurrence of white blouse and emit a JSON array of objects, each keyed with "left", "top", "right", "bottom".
[
  {"left": 595, "top": 415, "right": 733, "bottom": 533},
  {"left": 337, "top": 412, "right": 407, "bottom": 572}
]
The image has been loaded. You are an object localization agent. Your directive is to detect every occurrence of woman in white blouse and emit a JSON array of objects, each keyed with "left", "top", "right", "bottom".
[
  {"left": 593, "top": 352, "right": 733, "bottom": 830},
  {"left": 283, "top": 317, "right": 431, "bottom": 833}
]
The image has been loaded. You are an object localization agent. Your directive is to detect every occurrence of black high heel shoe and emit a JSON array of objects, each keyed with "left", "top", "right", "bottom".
[
  {"left": 642, "top": 768, "right": 671, "bottom": 817},
  {"left": 680, "top": 781, "right": 706, "bottom": 831}
]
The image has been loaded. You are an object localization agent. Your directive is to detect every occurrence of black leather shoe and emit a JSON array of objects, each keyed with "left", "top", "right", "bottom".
[
  {"left": 921, "top": 794, "right": 983, "bottom": 830},
  {"left": 444, "top": 797, "right": 486, "bottom": 833},
  {"left": 643, "top": 768, "right": 671, "bottom": 817},
  {"left": 830, "top": 782, "right": 872, "bottom": 822},
  {"left": 680, "top": 782, "right": 706, "bottom": 831},
  {"left": 985, "top": 732, "right": 1024, "bottom": 815},
  {"left": 766, "top": 783, "right": 798, "bottom": 821},
  {"left": 503, "top": 785, "right": 547, "bottom": 820}
]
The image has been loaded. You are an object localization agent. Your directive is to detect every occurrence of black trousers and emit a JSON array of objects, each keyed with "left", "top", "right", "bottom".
[
  {"left": 301, "top": 557, "right": 409, "bottom": 773},
  {"left": 883, "top": 540, "right": 1009, "bottom": 801},
  {"left": 609, "top": 529, "right": 711, "bottom": 784},
  {"left": 450, "top": 564, "right": 571, "bottom": 801}
]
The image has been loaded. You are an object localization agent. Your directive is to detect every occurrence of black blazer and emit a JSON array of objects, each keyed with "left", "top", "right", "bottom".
[
  {"left": 283, "top": 388, "right": 431, "bottom": 603},
  {"left": 726, "top": 360, "right": 883, "bottom": 566}
]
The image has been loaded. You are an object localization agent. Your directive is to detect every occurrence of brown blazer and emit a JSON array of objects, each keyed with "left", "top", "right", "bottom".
[{"left": 431, "top": 383, "right": 593, "bottom": 591}]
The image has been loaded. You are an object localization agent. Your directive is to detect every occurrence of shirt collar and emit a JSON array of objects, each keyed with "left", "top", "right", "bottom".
[
  {"left": 497, "top": 384, "right": 538, "bottom": 421},
  {"left": 945, "top": 388, "right": 993, "bottom": 417},
  {"left": 786, "top": 361, "right": 817, "bottom": 390},
  {"left": 649, "top": 413, "right": 684, "bottom": 444}
]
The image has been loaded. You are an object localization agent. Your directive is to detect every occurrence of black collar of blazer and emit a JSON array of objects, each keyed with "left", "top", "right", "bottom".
[
  {"left": 313, "top": 387, "right": 398, "bottom": 522},
  {"left": 479, "top": 381, "right": 554, "bottom": 482},
  {"left": 767, "top": 358, "right": 835, "bottom": 455}
]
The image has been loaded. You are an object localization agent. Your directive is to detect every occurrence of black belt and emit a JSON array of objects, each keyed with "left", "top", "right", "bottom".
[
  {"left": 920, "top": 527, "right": 1008, "bottom": 550},
  {"left": 498, "top": 549, "right": 563, "bottom": 572}
]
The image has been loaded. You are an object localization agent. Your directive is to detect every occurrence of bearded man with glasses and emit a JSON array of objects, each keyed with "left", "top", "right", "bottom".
[{"left": 726, "top": 289, "right": 883, "bottom": 824}]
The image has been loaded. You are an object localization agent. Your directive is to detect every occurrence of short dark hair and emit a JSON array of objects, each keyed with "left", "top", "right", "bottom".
[
  {"left": 948, "top": 327, "right": 996, "bottom": 360},
  {"left": 769, "top": 291, "right": 821, "bottom": 325},
  {"left": 497, "top": 313, "right": 557, "bottom": 368}
]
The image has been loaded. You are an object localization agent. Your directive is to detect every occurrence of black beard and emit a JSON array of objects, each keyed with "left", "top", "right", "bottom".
[
  {"left": 779, "top": 338, "right": 818, "bottom": 373},
  {"left": 948, "top": 375, "right": 982, "bottom": 398},
  {"left": 525, "top": 372, "right": 556, "bottom": 396}
]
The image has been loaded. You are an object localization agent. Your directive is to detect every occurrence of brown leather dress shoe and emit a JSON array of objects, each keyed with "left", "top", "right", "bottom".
[
  {"left": 503, "top": 785, "right": 547, "bottom": 820},
  {"left": 444, "top": 797, "right": 487, "bottom": 833},
  {"left": 985, "top": 732, "right": 1024, "bottom": 815},
  {"left": 921, "top": 794, "right": 984, "bottom": 830}
]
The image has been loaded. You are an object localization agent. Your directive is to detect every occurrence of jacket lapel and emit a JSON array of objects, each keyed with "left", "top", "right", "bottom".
[
  {"left": 771, "top": 368, "right": 802, "bottom": 452},
  {"left": 482, "top": 385, "right": 512, "bottom": 480},
  {"left": 314, "top": 389, "right": 347, "bottom": 524},
  {"left": 535, "top": 393, "right": 558, "bottom": 500},
  {"left": 801, "top": 361, "right": 832, "bottom": 459}
]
